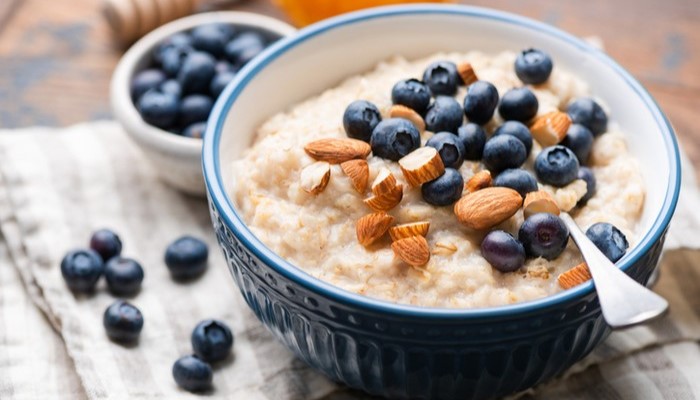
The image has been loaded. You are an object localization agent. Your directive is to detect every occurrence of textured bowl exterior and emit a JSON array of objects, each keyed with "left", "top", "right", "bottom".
[{"left": 208, "top": 197, "right": 664, "bottom": 400}]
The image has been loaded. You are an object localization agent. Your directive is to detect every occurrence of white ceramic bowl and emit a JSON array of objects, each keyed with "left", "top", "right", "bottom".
[{"left": 110, "top": 12, "right": 295, "bottom": 196}]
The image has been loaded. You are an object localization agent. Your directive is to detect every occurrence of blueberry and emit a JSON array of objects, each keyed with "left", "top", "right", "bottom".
[
  {"left": 224, "top": 31, "right": 266, "bottom": 67},
  {"left": 518, "top": 213, "right": 569, "bottom": 260},
  {"left": 499, "top": 87, "right": 539, "bottom": 122},
  {"left": 103, "top": 300, "right": 144, "bottom": 343},
  {"left": 138, "top": 90, "right": 179, "bottom": 129},
  {"left": 567, "top": 97, "right": 608, "bottom": 136},
  {"left": 165, "top": 236, "right": 208, "bottom": 280},
  {"left": 182, "top": 122, "right": 207, "bottom": 139},
  {"left": 421, "top": 168, "right": 464, "bottom": 206},
  {"left": 60, "top": 249, "right": 105, "bottom": 293},
  {"left": 585, "top": 222, "right": 628, "bottom": 262},
  {"left": 493, "top": 121, "right": 533, "bottom": 156},
  {"left": 561, "top": 124, "right": 594, "bottom": 164},
  {"left": 191, "top": 319, "right": 234, "bottom": 362},
  {"left": 426, "top": 132, "right": 465, "bottom": 169},
  {"left": 482, "top": 135, "right": 527, "bottom": 174},
  {"left": 154, "top": 33, "right": 193, "bottom": 64},
  {"left": 425, "top": 96, "right": 463, "bottom": 133},
  {"left": 577, "top": 167, "right": 597, "bottom": 205},
  {"left": 493, "top": 168, "right": 538, "bottom": 198},
  {"left": 177, "top": 51, "right": 216, "bottom": 94},
  {"left": 90, "top": 229, "right": 123, "bottom": 261},
  {"left": 457, "top": 123, "right": 486, "bottom": 160},
  {"left": 422, "top": 61, "right": 460, "bottom": 96},
  {"left": 160, "top": 79, "right": 182, "bottom": 98},
  {"left": 480, "top": 230, "right": 526, "bottom": 273},
  {"left": 370, "top": 118, "right": 421, "bottom": 161},
  {"left": 131, "top": 69, "right": 166, "bottom": 101},
  {"left": 160, "top": 45, "right": 193, "bottom": 77},
  {"left": 514, "top": 48, "right": 553, "bottom": 84},
  {"left": 209, "top": 71, "right": 235, "bottom": 98},
  {"left": 534, "top": 145, "right": 579, "bottom": 187},
  {"left": 191, "top": 24, "right": 232, "bottom": 57},
  {"left": 172, "top": 355, "right": 213, "bottom": 392},
  {"left": 463, "top": 81, "right": 499, "bottom": 125},
  {"left": 391, "top": 79, "right": 431, "bottom": 115},
  {"left": 179, "top": 95, "right": 213, "bottom": 126},
  {"left": 105, "top": 257, "right": 144, "bottom": 296},
  {"left": 214, "top": 60, "right": 235, "bottom": 74},
  {"left": 343, "top": 100, "right": 382, "bottom": 142}
]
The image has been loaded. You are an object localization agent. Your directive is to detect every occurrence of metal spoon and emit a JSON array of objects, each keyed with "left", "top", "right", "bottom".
[{"left": 559, "top": 213, "right": 668, "bottom": 329}]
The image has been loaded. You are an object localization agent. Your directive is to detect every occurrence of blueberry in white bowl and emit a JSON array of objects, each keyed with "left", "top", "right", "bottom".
[
  {"left": 498, "top": 87, "right": 539, "bottom": 122},
  {"left": 535, "top": 145, "right": 580, "bottom": 187},
  {"left": 370, "top": 118, "right": 421, "bottom": 161},
  {"left": 422, "top": 60, "right": 461, "bottom": 96},
  {"left": 426, "top": 131, "right": 465, "bottom": 169},
  {"left": 457, "top": 123, "right": 486, "bottom": 160},
  {"left": 463, "top": 80, "right": 499, "bottom": 125},
  {"left": 480, "top": 230, "right": 526, "bottom": 273},
  {"left": 482, "top": 134, "right": 527, "bottom": 173},
  {"left": 519, "top": 213, "right": 570, "bottom": 260},
  {"left": 515, "top": 48, "right": 553, "bottom": 84},
  {"left": 421, "top": 168, "right": 464, "bottom": 206},
  {"left": 343, "top": 100, "right": 382, "bottom": 143},
  {"left": 424, "top": 95, "right": 463, "bottom": 133},
  {"left": 561, "top": 123, "right": 594, "bottom": 164},
  {"left": 391, "top": 78, "right": 431, "bottom": 115},
  {"left": 492, "top": 120, "right": 533, "bottom": 156},
  {"left": 493, "top": 168, "right": 538, "bottom": 198},
  {"left": 586, "top": 222, "right": 629, "bottom": 262},
  {"left": 567, "top": 97, "right": 608, "bottom": 135}
]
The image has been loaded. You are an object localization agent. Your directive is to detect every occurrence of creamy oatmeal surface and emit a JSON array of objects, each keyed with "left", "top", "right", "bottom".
[{"left": 230, "top": 51, "right": 645, "bottom": 308}]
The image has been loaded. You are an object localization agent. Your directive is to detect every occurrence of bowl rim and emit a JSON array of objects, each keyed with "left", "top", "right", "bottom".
[
  {"left": 110, "top": 11, "right": 296, "bottom": 156},
  {"left": 203, "top": 4, "right": 681, "bottom": 319}
]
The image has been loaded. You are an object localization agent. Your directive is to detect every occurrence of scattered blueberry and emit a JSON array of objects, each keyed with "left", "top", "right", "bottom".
[
  {"left": 577, "top": 167, "right": 597, "bottom": 205},
  {"left": 160, "top": 79, "right": 182, "bottom": 98},
  {"left": 90, "top": 229, "right": 123, "bottom": 262},
  {"left": 343, "top": 100, "right": 382, "bottom": 143},
  {"left": 61, "top": 249, "right": 105, "bottom": 293},
  {"left": 130, "top": 69, "right": 166, "bottom": 101},
  {"left": 518, "top": 213, "right": 569, "bottom": 260},
  {"left": 177, "top": 51, "right": 217, "bottom": 94},
  {"left": 209, "top": 71, "right": 236, "bottom": 98},
  {"left": 425, "top": 96, "right": 463, "bottom": 133},
  {"left": 421, "top": 168, "right": 464, "bottom": 206},
  {"left": 493, "top": 168, "right": 538, "bottom": 198},
  {"left": 480, "top": 230, "right": 526, "bottom": 273},
  {"left": 154, "top": 33, "right": 193, "bottom": 64},
  {"left": 585, "top": 222, "right": 628, "bottom": 262},
  {"left": 391, "top": 79, "right": 431, "bottom": 115},
  {"left": 567, "top": 97, "right": 608, "bottom": 135},
  {"left": 182, "top": 122, "right": 207, "bottom": 139},
  {"left": 534, "top": 145, "right": 580, "bottom": 187},
  {"left": 498, "top": 87, "right": 539, "bottom": 122},
  {"left": 493, "top": 120, "right": 533, "bottom": 156},
  {"left": 179, "top": 95, "right": 213, "bottom": 126},
  {"left": 224, "top": 32, "right": 266, "bottom": 67},
  {"left": 103, "top": 300, "right": 144, "bottom": 343},
  {"left": 172, "top": 355, "right": 213, "bottom": 392},
  {"left": 463, "top": 81, "right": 499, "bottom": 125},
  {"left": 191, "top": 319, "right": 234, "bottom": 363},
  {"left": 370, "top": 118, "right": 421, "bottom": 161},
  {"left": 426, "top": 132, "right": 466, "bottom": 169},
  {"left": 105, "top": 257, "right": 144, "bottom": 296},
  {"left": 561, "top": 124, "right": 594, "bottom": 164},
  {"left": 191, "top": 24, "right": 232, "bottom": 57},
  {"left": 482, "top": 135, "right": 527, "bottom": 174},
  {"left": 514, "top": 48, "right": 553, "bottom": 84},
  {"left": 137, "top": 90, "right": 179, "bottom": 129},
  {"left": 160, "top": 45, "right": 193, "bottom": 77},
  {"left": 457, "top": 123, "right": 486, "bottom": 160},
  {"left": 165, "top": 236, "right": 209, "bottom": 280},
  {"left": 422, "top": 61, "right": 460, "bottom": 96}
]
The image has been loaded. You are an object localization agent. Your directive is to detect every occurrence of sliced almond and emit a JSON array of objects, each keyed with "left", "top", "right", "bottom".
[
  {"left": 399, "top": 147, "right": 445, "bottom": 187},
  {"left": 356, "top": 212, "right": 394, "bottom": 247},
  {"left": 389, "top": 221, "right": 430, "bottom": 241},
  {"left": 530, "top": 111, "right": 572, "bottom": 147},
  {"left": 466, "top": 170, "right": 492, "bottom": 193},
  {"left": 457, "top": 62, "right": 478, "bottom": 86},
  {"left": 371, "top": 167, "right": 398, "bottom": 195},
  {"left": 558, "top": 262, "right": 591, "bottom": 289},
  {"left": 390, "top": 105, "right": 426, "bottom": 132},
  {"left": 304, "top": 138, "right": 371, "bottom": 164},
  {"left": 454, "top": 187, "right": 523, "bottom": 230},
  {"left": 523, "top": 190, "right": 560, "bottom": 218},
  {"left": 340, "top": 159, "right": 369, "bottom": 194},
  {"left": 391, "top": 236, "right": 430, "bottom": 267},
  {"left": 364, "top": 184, "right": 403, "bottom": 211},
  {"left": 300, "top": 161, "right": 331, "bottom": 195}
]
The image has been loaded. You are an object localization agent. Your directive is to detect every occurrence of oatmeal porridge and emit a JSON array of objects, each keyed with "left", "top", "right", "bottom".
[{"left": 229, "top": 50, "right": 645, "bottom": 308}]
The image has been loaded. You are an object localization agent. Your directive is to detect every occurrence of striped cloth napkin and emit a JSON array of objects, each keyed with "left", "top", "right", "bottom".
[{"left": 0, "top": 121, "right": 699, "bottom": 399}]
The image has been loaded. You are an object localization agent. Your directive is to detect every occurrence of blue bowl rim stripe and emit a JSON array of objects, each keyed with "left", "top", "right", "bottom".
[{"left": 203, "top": 4, "right": 681, "bottom": 319}]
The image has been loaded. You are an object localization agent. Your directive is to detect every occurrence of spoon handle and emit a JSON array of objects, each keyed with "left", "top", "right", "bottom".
[{"left": 560, "top": 213, "right": 668, "bottom": 329}]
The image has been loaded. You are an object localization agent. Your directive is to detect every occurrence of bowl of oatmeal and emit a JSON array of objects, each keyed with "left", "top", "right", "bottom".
[{"left": 202, "top": 5, "right": 680, "bottom": 399}]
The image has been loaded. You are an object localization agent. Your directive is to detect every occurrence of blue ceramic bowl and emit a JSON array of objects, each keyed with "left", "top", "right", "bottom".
[{"left": 202, "top": 5, "right": 680, "bottom": 399}]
